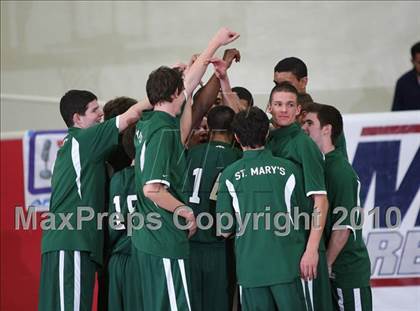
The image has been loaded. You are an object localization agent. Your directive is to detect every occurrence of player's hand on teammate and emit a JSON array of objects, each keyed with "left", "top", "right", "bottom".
[
  {"left": 183, "top": 209, "right": 197, "bottom": 238},
  {"left": 207, "top": 58, "right": 228, "bottom": 80},
  {"left": 223, "top": 48, "right": 241, "bottom": 68},
  {"left": 211, "top": 27, "right": 240, "bottom": 47},
  {"left": 300, "top": 248, "right": 319, "bottom": 280},
  {"left": 177, "top": 206, "right": 197, "bottom": 238}
]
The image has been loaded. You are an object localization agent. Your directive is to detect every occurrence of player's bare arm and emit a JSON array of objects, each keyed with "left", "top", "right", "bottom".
[
  {"left": 210, "top": 57, "right": 242, "bottom": 113},
  {"left": 143, "top": 183, "right": 197, "bottom": 237},
  {"left": 326, "top": 228, "right": 351, "bottom": 274},
  {"left": 300, "top": 193, "right": 328, "bottom": 280},
  {"left": 178, "top": 28, "right": 239, "bottom": 144},
  {"left": 180, "top": 93, "right": 193, "bottom": 146},
  {"left": 183, "top": 27, "right": 239, "bottom": 98},
  {"left": 118, "top": 98, "right": 152, "bottom": 132},
  {"left": 191, "top": 48, "right": 240, "bottom": 130}
]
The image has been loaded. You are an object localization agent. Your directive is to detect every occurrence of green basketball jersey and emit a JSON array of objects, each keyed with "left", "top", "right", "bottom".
[
  {"left": 216, "top": 149, "right": 305, "bottom": 288},
  {"left": 186, "top": 141, "right": 241, "bottom": 243},
  {"left": 266, "top": 122, "right": 326, "bottom": 198},
  {"left": 324, "top": 149, "right": 371, "bottom": 288},
  {"left": 42, "top": 118, "right": 120, "bottom": 265},
  {"left": 266, "top": 123, "right": 327, "bottom": 247},
  {"left": 108, "top": 166, "right": 136, "bottom": 256},
  {"left": 133, "top": 111, "right": 189, "bottom": 259}
]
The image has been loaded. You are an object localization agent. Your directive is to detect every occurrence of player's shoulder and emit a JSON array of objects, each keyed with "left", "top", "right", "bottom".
[
  {"left": 326, "top": 150, "right": 357, "bottom": 182},
  {"left": 262, "top": 150, "right": 297, "bottom": 173},
  {"left": 220, "top": 157, "right": 244, "bottom": 179},
  {"left": 109, "top": 168, "right": 124, "bottom": 189},
  {"left": 71, "top": 117, "right": 117, "bottom": 141},
  {"left": 188, "top": 142, "right": 209, "bottom": 154}
]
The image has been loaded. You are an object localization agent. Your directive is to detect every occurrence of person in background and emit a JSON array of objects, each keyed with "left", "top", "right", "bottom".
[
  {"left": 302, "top": 103, "right": 372, "bottom": 311},
  {"left": 392, "top": 41, "right": 420, "bottom": 111}
]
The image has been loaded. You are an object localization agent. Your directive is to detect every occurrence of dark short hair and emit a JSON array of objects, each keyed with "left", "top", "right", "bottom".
[
  {"left": 232, "top": 86, "right": 254, "bottom": 107},
  {"left": 269, "top": 82, "right": 299, "bottom": 104},
  {"left": 305, "top": 103, "right": 343, "bottom": 145},
  {"left": 297, "top": 92, "right": 314, "bottom": 112},
  {"left": 274, "top": 57, "right": 308, "bottom": 80},
  {"left": 103, "top": 96, "right": 137, "bottom": 120},
  {"left": 59, "top": 90, "right": 97, "bottom": 127},
  {"left": 146, "top": 66, "right": 184, "bottom": 106},
  {"left": 207, "top": 105, "right": 235, "bottom": 132},
  {"left": 122, "top": 125, "right": 136, "bottom": 160},
  {"left": 104, "top": 96, "right": 137, "bottom": 171},
  {"left": 232, "top": 107, "right": 269, "bottom": 148},
  {"left": 411, "top": 41, "right": 420, "bottom": 59}
]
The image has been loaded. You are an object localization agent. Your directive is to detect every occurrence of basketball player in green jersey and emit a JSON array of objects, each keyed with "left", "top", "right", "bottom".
[
  {"left": 302, "top": 104, "right": 372, "bottom": 311},
  {"left": 217, "top": 107, "right": 307, "bottom": 311},
  {"left": 186, "top": 105, "right": 241, "bottom": 311},
  {"left": 266, "top": 82, "right": 332, "bottom": 311}
]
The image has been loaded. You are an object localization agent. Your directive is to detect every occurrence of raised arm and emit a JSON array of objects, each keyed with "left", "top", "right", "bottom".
[
  {"left": 191, "top": 48, "right": 241, "bottom": 129},
  {"left": 179, "top": 30, "right": 239, "bottom": 144},
  {"left": 118, "top": 98, "right": 152, "bottom": 132},
  {"left": 183, "top": 28, "right": 239, "bottom": 97},
  {"left": 210, "top": 57, "right": 242, "bottom": 113},
  {"left": 180, "top": 93, "right": 193, "bottom": 146}
]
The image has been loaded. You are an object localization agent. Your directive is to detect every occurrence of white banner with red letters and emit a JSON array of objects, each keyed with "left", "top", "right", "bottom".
[{"left": 343, "top": 111, "right": 419, "bottom": 286}]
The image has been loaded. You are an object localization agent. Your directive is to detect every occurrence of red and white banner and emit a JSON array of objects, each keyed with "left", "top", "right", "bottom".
[{"left": 344, "top": 111, "right": 420, "bottom": 286}]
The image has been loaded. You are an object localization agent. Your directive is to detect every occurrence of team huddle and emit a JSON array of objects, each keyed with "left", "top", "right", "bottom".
[{"left": 38, "top": 28, "right": 372, "bottom": 311}]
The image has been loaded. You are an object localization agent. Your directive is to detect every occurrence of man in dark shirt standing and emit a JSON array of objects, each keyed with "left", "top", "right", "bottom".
[{"left": 392, "top": 41, "right": 420, "bottom": 111}]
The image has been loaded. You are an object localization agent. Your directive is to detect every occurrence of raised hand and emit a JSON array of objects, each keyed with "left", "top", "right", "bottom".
[
  {"left": 223, "top": 48, "right": 241, "bottom": 69},
  {"left": 211, "top": 27, "right": 240, "bottom": 47},
  {"left": 207, "top": 57, "right": 228, "bottom": 80}
]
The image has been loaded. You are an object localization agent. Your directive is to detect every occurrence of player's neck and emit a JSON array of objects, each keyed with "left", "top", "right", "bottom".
[
  {"left": 242, "top": 146, "right": 264, "bottom": 151},
  {"left": 320, "top": 140, "right": 335, "bottom": 154},
  {"left": 154, "top": 101, "right": 177, "bottom": 117},
  {"left": 210, "top": 132, "right": 232, "bottom": 144}
]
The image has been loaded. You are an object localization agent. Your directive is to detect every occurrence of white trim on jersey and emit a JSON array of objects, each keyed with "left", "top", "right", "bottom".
[
  {"left": 71, "top": 138, "right": 82, "bottom": 199},
  {"left": 225, "top": 179, "right": 241, "bottom": 219},
  {"left": 59, "top": 251, "right": 65, "bottom": 311},
  {"left": 178, "top": 259, "right": 192, "bottom": 311},
  {"left": 307, "top": 279, "right": 314, "bottom": 310},
  {"left": 163, "top": 258, "right": 178, "bottom": 311},
  {"left": 332, "top": 224, "right": 357, "bottom": 240},
  {"left": 140, "top": 142, "right": 146, "bottom": 171},
  {"left": 301, "top": 278, "right": 314, "bottom": 311},
  {"left": 115, "top": 115, "right": 120, "bottom": 129},
  {"left": 145, "top": 179, "right": 170, "bottom": 188},
  {"left": 239, "top": 286, "right": 243, "bottom": 305},
  {"left": 285, "top": 174, "right": 296, "bottom": 225},
  {"left": 306, "top": 190, "right": 327, "bottom": 197},
  {"left": 337, "top": 288, "right": 345, "bottom": 311},
  {"left": 354, "top": 288, "right": 362, "bottom": 311},
  {"left": 74, "top": 251, "right": 81, "bottom": 311}
]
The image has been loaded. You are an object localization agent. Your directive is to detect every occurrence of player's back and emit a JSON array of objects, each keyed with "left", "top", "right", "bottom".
[
  {"left": 217, "top": 148, "right": 305, "bottom": 287},
  {"left": 107, "top": 166, "right": 136, "bottom": 256},
  {"left": 186, "top": 141, "right": 241, "bottom": 243}
]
